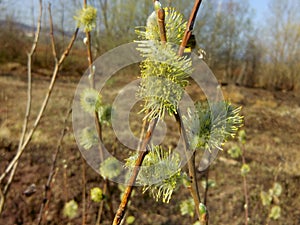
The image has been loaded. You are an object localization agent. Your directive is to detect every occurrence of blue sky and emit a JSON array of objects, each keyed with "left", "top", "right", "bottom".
[
  {"left": 250, "top": 0, "right": 269, "bottom": 23},
  {"left": 4, "top": 0, "right": 270, "bottom": 27}
]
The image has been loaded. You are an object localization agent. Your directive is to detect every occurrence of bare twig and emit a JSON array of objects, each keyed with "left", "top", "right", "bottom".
[
  {"left": 178, "top": 0, "right": 203, "bottom": 56},
  {"left": 37, "top": 106, "right": 72, "bottom": 225},
  {"left": 113, "top": 119, "right": 158, "bottom": 225},
  {"left": 203, "top": 166, "right": 210, "bottom": 206},
  {"left": 175, "top": 1, "right": 205, "bottom": 223},
  {"left": 0, "top": 0, "right": 43, "bottom": 214},
  {"left": 0, "top": 186, "right": 4, "bottom": 214},
  {"left": 175, "top": 110, "right": 202, "bottom": 221},
  {"left": 48, "top": 3, "right": 58, "bottom": 61},
  {"left": 157, "top": 8, "right": 167, "bottom": 44},
  {"left": 0, "top": 9, "right": 78, "bottom": 216},
  {"left": 0, "top": 28, "right": 79, "bottom": 185},
  {"left": 241, "top": 148, "right": 249, "bottom": 225},
  {"left": 81, "top": 158, "right": 87, "bottom": 225}
]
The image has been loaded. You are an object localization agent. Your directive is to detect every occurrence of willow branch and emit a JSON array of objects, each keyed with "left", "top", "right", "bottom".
[
  {"left": 0, "top": 0, "right": 43, "bottom": 215},
  {"left": 113, "top": 2, "right": 167, "bottom": 224},
  {"left": 178, "top": 0, "right": 203, "bottom": 56},
  {"left": 48, "top": 3, "right": 58, "bottom": 61},
  {"left": 175, "top": 110, "right": 202, "bottom": 221},
  {"left": 175, "top": 1, "right": 205, "bottom": 223},
  {"left": 113, "top": 118, "right": 158, "bottom": 225}
]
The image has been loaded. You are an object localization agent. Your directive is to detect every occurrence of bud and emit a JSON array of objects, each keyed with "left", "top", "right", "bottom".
[
  {"left": 90, "top": 187, "right": 103, "bottom": 203},
  {"left": 154, "top": 1, "right": 162, "bottom": 10},
  {"left": 83, "top": 37, "right": 88, "bottom": 45}
]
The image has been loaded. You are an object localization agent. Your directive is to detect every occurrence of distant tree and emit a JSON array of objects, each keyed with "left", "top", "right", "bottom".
[
  {"left": 262, "top": 0, "right": 300, "bottom": 90},
  {"left": 195, "top": 0, "right": 254, "bottom": 83}
]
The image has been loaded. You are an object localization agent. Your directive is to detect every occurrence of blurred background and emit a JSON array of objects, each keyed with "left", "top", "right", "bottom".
[
  {"left": 0, "top": 1, "right": 300, "bottom": 224},
  {"left": 0, "top": 0, "right": 299, "bottom": 91}
]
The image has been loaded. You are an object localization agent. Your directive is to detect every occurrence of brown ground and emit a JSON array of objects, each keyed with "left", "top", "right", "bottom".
[{"left": 0, "top": 63, "right": 300, "bottom": 225}]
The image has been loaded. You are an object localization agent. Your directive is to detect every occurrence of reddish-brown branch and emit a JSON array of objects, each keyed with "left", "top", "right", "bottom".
[
  {"left": 176, "top": 0, "right": 205, "bottom": 223},
  {"left": 113, "top": 119, "right": 158, "bottom": 225},
  {"left": 178, "top": 0, "right": 203, "bottom": 56}
]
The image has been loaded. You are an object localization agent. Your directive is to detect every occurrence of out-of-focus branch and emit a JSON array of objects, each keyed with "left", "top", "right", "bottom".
[
  {"left": 0, "top": 1, "right": 79, "bottom": 215},
  {"left": 0, "top": 0, "right": 43, "bottom": 215},
  {"left": 113, "top": 119, "right": 158, "bottom": 225}
]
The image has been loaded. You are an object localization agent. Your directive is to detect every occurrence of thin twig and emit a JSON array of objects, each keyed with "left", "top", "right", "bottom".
[
  {"left": 37, "top": 106, "right": 72, "bottom": 225},
  {"left": 178, "top": 0, "right": 203, "bottom": 56},
  {"left": 175, "top": 0, "right": 205, "bottom": 223},
  {"left": 0, "top": 27, "right": 78, "bottom": 219},
  {"left": 0, "top": 0, "right": 43, "bottom": 215},
  {"left": 113, "top": 119, "right": 158, "bottom": 225},
  {"left": 0, "top": 27, "right": 79, "bottom": 185},
  {"left": 157, "top": 8, "right": 167, "bottom": 44},
  {"left": 203, "top": 166, "right": 210, "bottom": 206},
  {"left": 48, "top": 3, "right": 58, "bottom": 61},
  {"left": 0, "top": 188, "right": 4, "bottom": 214},
  {"left": 82, "top": 158, "right": 87, "bottom": 225},
  {"left": 241, "top": 148, "right": 249, "bottom": 225},
  {"left": 175, "top": 110, "right": 202, "bottom": 221}
]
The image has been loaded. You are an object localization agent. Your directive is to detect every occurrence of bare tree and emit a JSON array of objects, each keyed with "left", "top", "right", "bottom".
[
  {"left": 195, "top": 0, "right": 254, "bottom": 84},
  {"left": 262, "top": 0, "right": 300, "bottom": 90}
]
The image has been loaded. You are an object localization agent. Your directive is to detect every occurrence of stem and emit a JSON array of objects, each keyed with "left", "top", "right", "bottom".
[
  {"left": 203, "top": 166, "right": 210, "bottom": 206},
  {"left": 175, "top": 110, "right": 202, "bottom": 222},
  {"left": 0, "top": 0, "right": 43, "bottom": 214},
  {"left": 82, "top": 158, "right": 87, "bottom": 225},
  {"left": 241, "top": 147, "right": 249, "bottom": 225},
  {"left": 175, "top": 0, "right": 205, "bottom": 223},
  {"left": 178, "top": 0, "right": 203, "bottom": 56},
  {"left": 113, "top": 119, "right": 158, "bottom": 225}
]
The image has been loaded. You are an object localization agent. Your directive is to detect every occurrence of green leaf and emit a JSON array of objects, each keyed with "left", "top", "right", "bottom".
[
  {"left": 228, "top": 146, "right": 242, "bottom": 158},
  {"left": 199, "top": 203, "right": 207, "bottom": 215},
  {"left": 180, "top": 198, "right": 195, "bottom": 217},
  {"left": 201, "top": 179, "right": 216, "bottom": 189},
  {"left": 90, "top": 187, "right": 103, "bottom": 203},
  {"left": 260, "top": 191, "right": 272, "bottom": 206},
  {"left": 126, "top": 216, "right": 136, "bottom": 224},
  {"left": 269, "top": 205, "right": 281, "bottom": 220},
  {"left": 241, "top": 164, "right": 250, "bottom": 176},
  {"left": 63, "top": 200, "right": 78, "bottom": 219},
  {"left": 98, "top": 104, "right": 112, "bottom": 125}
]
